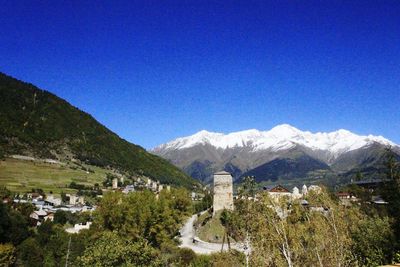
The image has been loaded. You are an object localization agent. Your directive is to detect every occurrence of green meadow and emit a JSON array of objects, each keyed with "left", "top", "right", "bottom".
[{"left": 0, "top": 158, "right": 109, "bottom": 194}]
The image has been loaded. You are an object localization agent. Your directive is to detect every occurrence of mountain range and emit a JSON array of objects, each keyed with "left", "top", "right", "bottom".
[
  {"left": 152, "top": 125, "right": 400, "bottom": 184},
  {"left": 2, "top": 71, "right": 398, "bottom": 189},
  {"left": 0, "top": 72, "right": 197, "bottom": 189}
]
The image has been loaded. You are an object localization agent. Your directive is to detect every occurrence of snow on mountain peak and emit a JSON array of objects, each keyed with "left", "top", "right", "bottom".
[
  {"left": 153, "top": 124, "right": 397, "bottom": 156},
  {"left": 270, "top": 124, "right": 301, "bottom": 133}
]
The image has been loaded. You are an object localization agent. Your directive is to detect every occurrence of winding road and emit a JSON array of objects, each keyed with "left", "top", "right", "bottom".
[{"left": 178, "top": 213, "right": 250, "bottom": 255}]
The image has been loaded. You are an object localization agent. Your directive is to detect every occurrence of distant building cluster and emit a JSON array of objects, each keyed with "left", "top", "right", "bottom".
[
  {"left": 109, "top": 176, "right": 172, "bottom": 198},
  {"left": 211, "top": 171, "right": 324, "bottom": 216},
  {"left": 210, "top": 171, "right": 328, "bottom": 220},
  {"left": 5, "top": 172, "right": 178, "bottom": 234},
  {"left": 12, "top": 192, "right": 94, "bottom": 227},
  {"left": 263, "top": 184, "right": 322, "bottom": 201},
  {"left": 336, "top": 179, "right": 388, "bottom": 206}
]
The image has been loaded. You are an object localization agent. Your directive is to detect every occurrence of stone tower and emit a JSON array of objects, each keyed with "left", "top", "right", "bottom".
[
  {"left": 112, "top": 178, "right": 118, "bottom": 189},
  {"left": 213, "top": 171, "right": 234, "bottom": 215}
]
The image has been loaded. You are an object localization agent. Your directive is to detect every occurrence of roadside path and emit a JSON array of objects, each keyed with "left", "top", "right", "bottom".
[{"left": 178, "top": 213, "right": 249, "bottom": 255}]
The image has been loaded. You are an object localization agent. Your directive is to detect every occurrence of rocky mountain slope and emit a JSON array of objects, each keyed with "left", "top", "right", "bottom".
[
  {"left": 152, "top": 125, "right": 399, "bottom": 184},
  {"left": 0, "top": 72, "right": 198, "bottom": 189}
]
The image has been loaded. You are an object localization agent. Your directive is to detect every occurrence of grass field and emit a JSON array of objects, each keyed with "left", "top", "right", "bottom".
[{"left": 0, "top": 158, "right": 110, "bottom": 194}]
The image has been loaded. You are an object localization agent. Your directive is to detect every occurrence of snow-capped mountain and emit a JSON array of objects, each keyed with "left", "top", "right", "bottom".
[
  {"left": 152, "top": 124, "right": 398, "bottom": 184},
  {"left": 154, "top": 124, "right": 395, "bottom": 157}
]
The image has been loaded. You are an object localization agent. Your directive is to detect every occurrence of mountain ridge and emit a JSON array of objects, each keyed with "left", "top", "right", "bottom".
[
  {"left": 153, "top": 124, "right": 396, "bottom": 158},
  {"left": 152, "top": 125, "right": 399, "bottom": 184}
]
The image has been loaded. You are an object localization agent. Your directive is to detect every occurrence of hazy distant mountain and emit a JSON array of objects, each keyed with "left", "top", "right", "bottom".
[
  {"left": 152, "top": 125, "right": 399, "bottom": 184},
  {"left": 0, "top": 72, "right": 198, "bottom": 188}
]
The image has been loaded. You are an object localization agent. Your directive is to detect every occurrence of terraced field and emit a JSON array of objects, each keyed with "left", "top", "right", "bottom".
[{"left": 0, "top": 158, "right": 109, "bottom": 194}]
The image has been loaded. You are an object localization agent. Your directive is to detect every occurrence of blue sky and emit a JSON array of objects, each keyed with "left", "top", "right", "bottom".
[{"left": 1, "top": 1, "right": 399, "bottom": 149}]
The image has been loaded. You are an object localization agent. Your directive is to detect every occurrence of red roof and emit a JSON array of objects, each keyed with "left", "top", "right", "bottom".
[{"left": 269, "top": 185, "right": 290, "bottom": 193}]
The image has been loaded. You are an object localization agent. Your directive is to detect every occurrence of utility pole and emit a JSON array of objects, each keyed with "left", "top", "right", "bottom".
[
  {"left": 221, "top": 232, "right": 225, "bottom": 252},
  {"left": 245, "top": 231, "right": 250, "bottom": 267},
  {"left": 65, "top": 236, "right": 71, "bottom": 267}
]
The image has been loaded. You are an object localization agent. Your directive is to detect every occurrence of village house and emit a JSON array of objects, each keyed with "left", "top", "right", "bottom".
[
  {"left": 292, "top": 186, "right": 302, "bottom": 199},
  {"left": 27, "top": 192, "right": 43, "bottom": 200},
  {"left": 65, "top": 222, "right": 92, "bottom": 234},
  {"left": 371, "top": 196, "right": 388, "bottom": 205},
  {"left": 264, "top": 185, "right": 292, "bottom": 200},
  {"left": 336, "top": 192, "right": 358, "bottom": 206},
  {"left": 30, "top": 209, "right": 49, "bottom": 226},
  {"left": 308, "top": 185, "right": 322, "bottom": 194},
  {"left": 44, "top": 211, "right": 54, "bottom": 222},
  {"left": 2, "top": 196, "right": 11, "bottom": 204},
  {"left": 45, "top": 194, "right": 62, "bottom": 206},
  {"left": 151, "top": 181, "right": 158, "bottom": 191},
  {"left": 352, "top": 179, "right": 386, "bottom": 192},
  {"left": 122, "top": 185, "right": 135, "bottom": 194},
  {"left": 302, "top": 184, "right": 308, "bottom": 195},
  {"left": 68, "top": 194, "right": 85, "bottom": 205},
  {"left": 32, "top": 199, "right": 45, "bottom": 209},
  {"left": 336, "top": 192, "right": 354, "bottom": 199}
]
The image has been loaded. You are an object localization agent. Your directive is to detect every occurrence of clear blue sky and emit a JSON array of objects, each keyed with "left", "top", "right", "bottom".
[{"left": 1, "top": 1, "right": 399, "bottom": 149}]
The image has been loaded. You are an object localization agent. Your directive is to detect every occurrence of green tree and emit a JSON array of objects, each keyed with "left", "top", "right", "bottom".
[
  {"left": 43, "top": 225, "right": 69, "bottom": 266},
  {"left": 17, "top": 238, "right": 43, "bottom": 267},
  {"left": 235, "top": 189, "right": 356, "bottom": 266},
  {"left": 0, "top": 186, "right": 11, "bottom": 199},
  {"left": 13, "top": 202, "right": 35, "bottom": 220},
  {"left": 188, "top": 254, "right": 212, "bottom": 267},
  {"left": 53, "top": 209, "right": 68, "bottom": 225},
  {"left": 60, "top": 191, "right": 68, "bottom": 203},
  {"left": 93, "top": 189, "right": 191, "bottom": 248},
  {"left": 355, "top": 171, "right": 363, "bottom": 181},
  {"left": 36, "top": 220, "right": 55, "bottom": 246},
  {"left": 194, "top": 191, "right": 212, "bottom": 213},
  {"left": 351, "top": 216, "right": 395, "bottom": 266},
  {"left": 0, "top": 202, "right": 30, "bottom": 245},
  {"left": 0, "top": 243, "right": 16, "bottom": 267},
  {"left": 177, "top": 248, "right": 196, "bottom": 266},
  {"left": 78, "top": 231, "right": 163, "bottom": 267},
  {"left": 381, "top": 147, "right": 400, "bottom": 252},
  {"left": 211, "top": 251, "right": 245, "bottom": 267},
  {"left": 240, "top": 176, "right": 256, "bottom": 198}
]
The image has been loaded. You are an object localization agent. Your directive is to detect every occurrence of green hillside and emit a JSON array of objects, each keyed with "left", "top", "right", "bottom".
[
  {"left": 0, "top": 158, "right": 108, "bottom": 194},
  {"left": 0, "top": 72, "right": 198, "bottom": 189}
]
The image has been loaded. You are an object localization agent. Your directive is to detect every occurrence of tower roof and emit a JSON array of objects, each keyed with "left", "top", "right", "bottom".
[{"left": 214, "top": 171, "right": 231, "bottom": 175}]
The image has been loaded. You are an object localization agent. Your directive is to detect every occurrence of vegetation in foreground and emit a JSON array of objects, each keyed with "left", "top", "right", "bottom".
[
  {"left": 0, "top": 187, "right": 234, "bottom": 267},
  {"left": 1, "top": 149, "right": 399, "bottom": 266},
  {"left": 221, "top": 150, "right": 400, "bottom": 266},
  {"left": 227, "top": 189, "right": 396, "bottom": 266}
]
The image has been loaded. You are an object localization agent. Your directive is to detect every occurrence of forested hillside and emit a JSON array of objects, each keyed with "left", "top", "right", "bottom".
[{"left": 0, "top": 73, "right": 197, "bottom": 188}]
